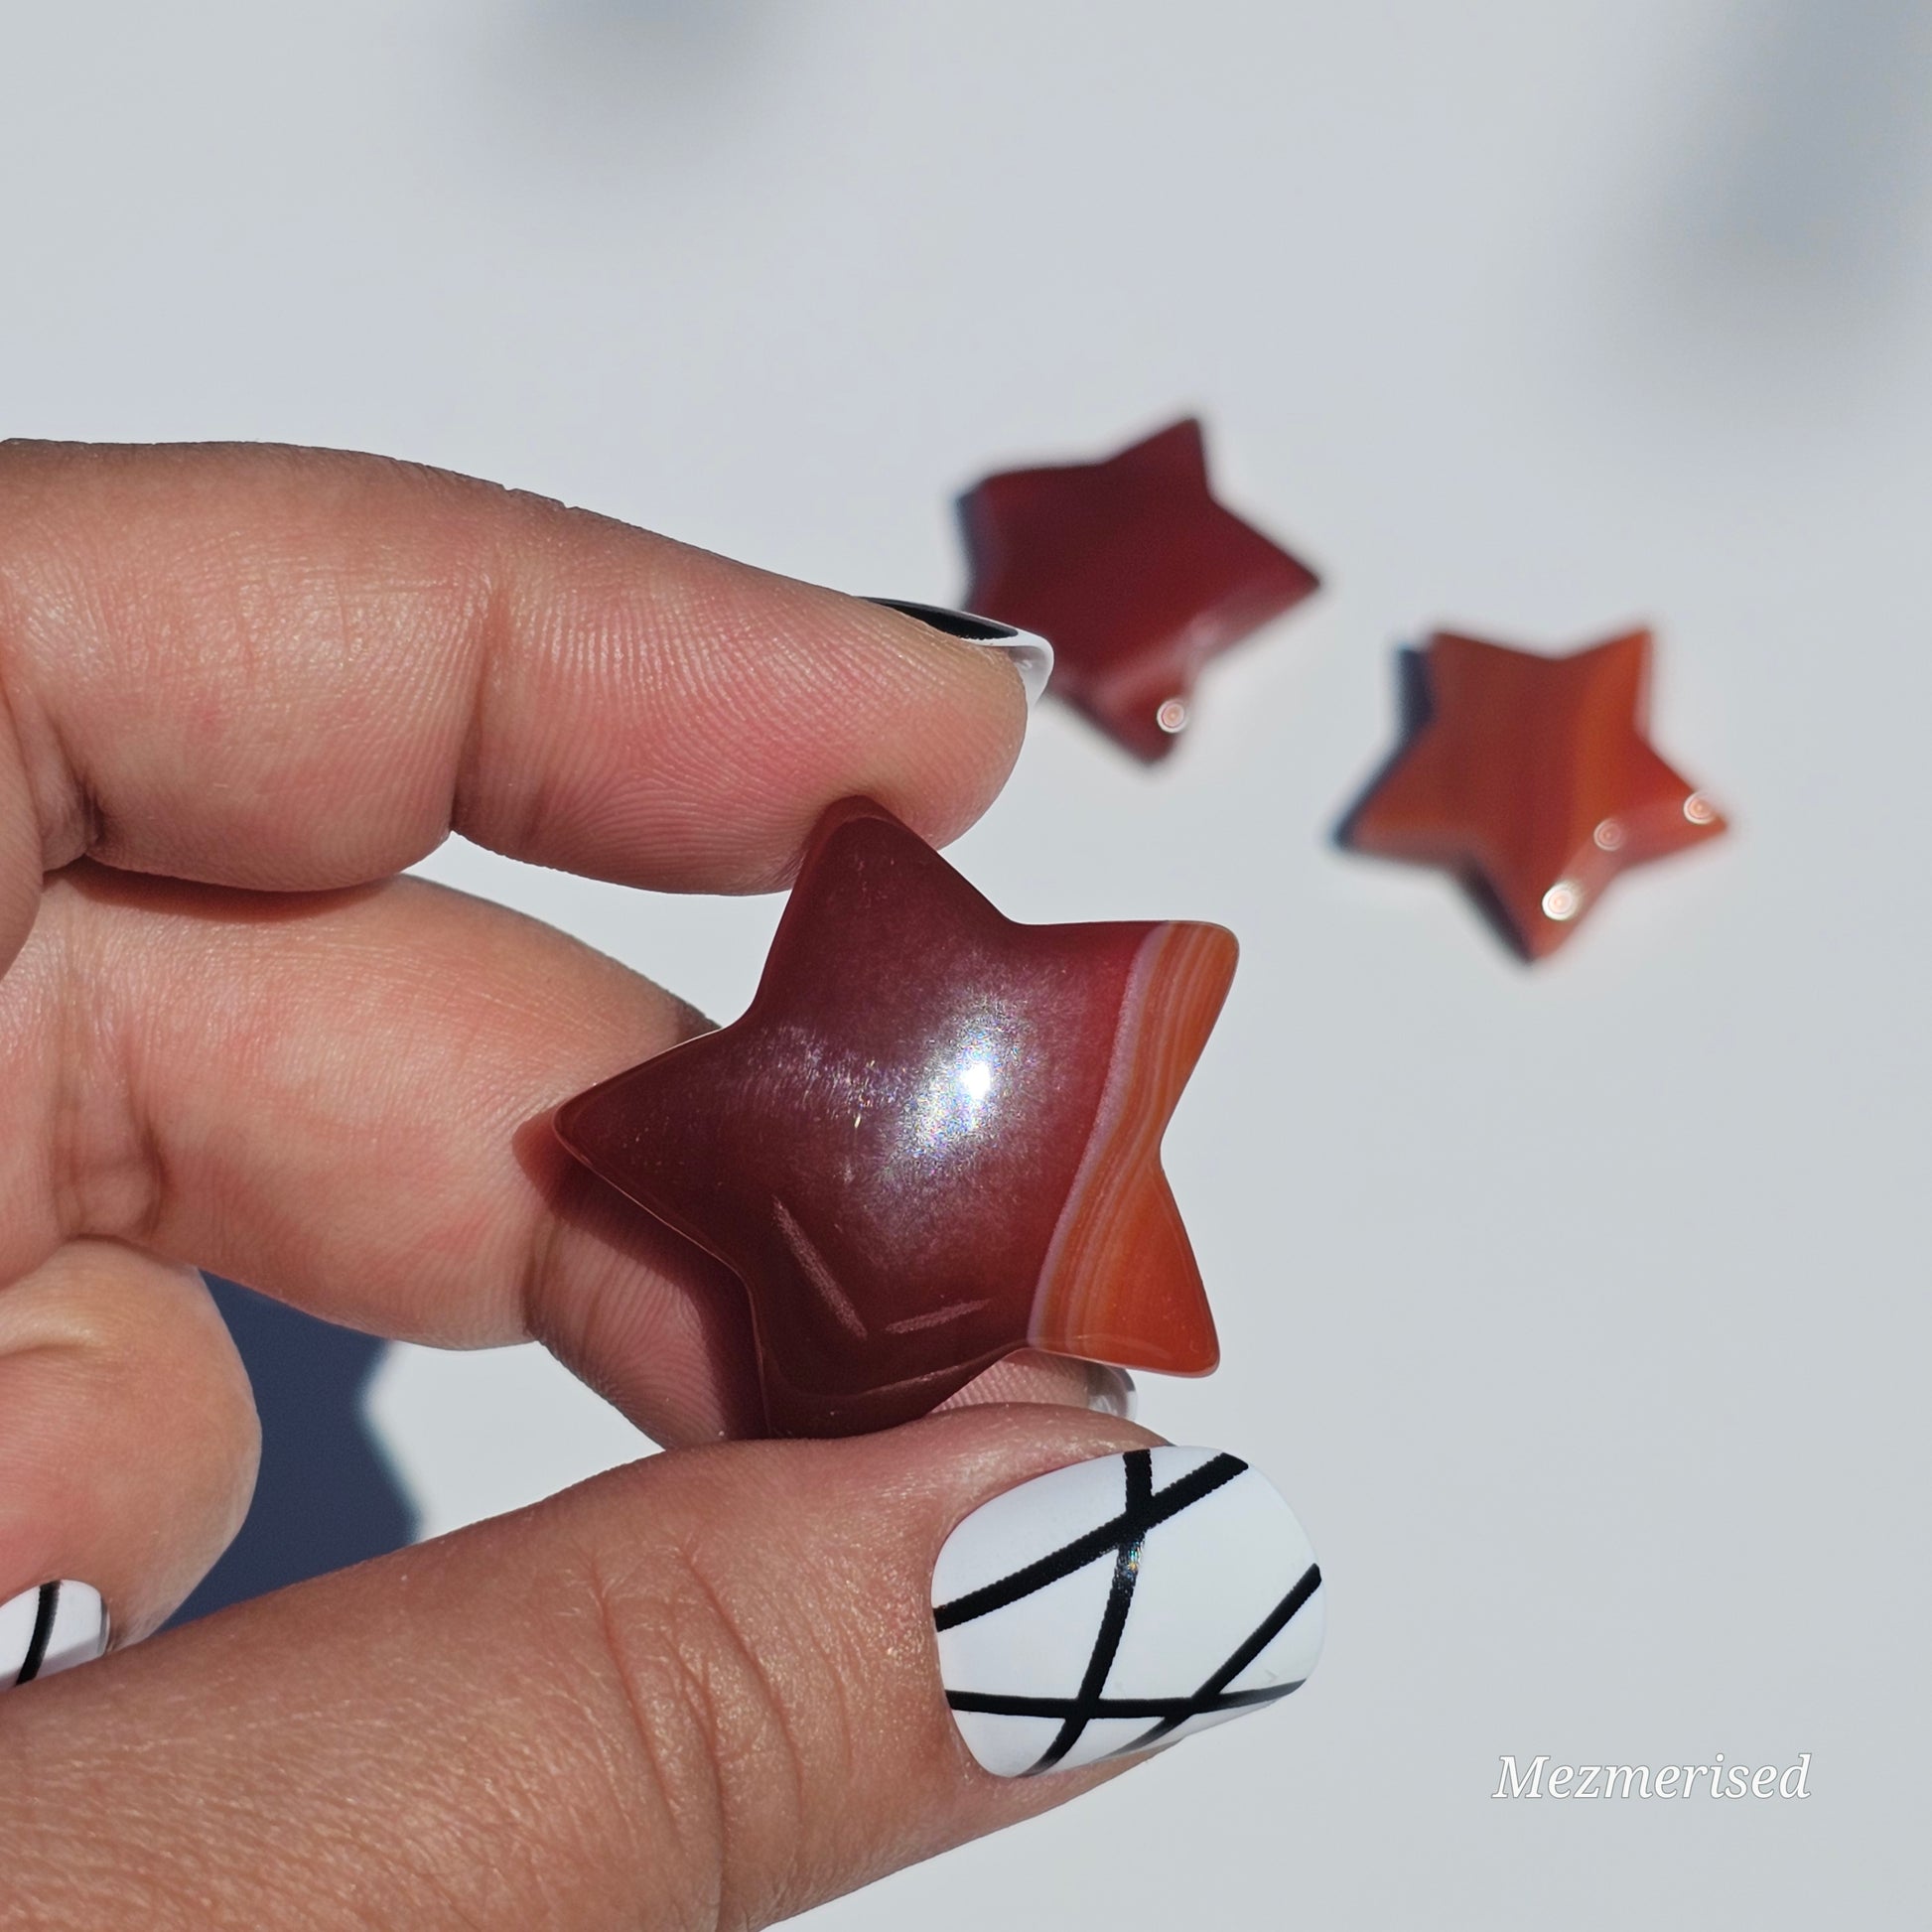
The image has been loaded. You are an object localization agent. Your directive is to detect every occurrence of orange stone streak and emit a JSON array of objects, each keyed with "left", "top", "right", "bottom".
[
  {"left": 1345, "top": 628, "right": 1727, "bottom": 959},
  {"left": 1031, "top": 921, "right": 1234, "bottom": 1374}
]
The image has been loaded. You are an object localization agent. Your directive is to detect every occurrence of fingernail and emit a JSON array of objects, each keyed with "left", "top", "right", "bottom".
[
  {"left": 1081, "top": 1364, "right": 1136, "bottom": 1420},
  {"left": 865, "top": 598, "right": 1054, "bottom": 707},
  {"left": 932, "top": 1447, "right": 1323, "bottom": 1777},
  {"left": 0, "top": 1582, "right": 109, "bottom": 1690}
]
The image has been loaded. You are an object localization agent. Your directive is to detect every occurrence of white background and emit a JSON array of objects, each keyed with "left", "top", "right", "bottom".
[{"left": 4, "top": 1, "right": 1927, "bottom": 1923}]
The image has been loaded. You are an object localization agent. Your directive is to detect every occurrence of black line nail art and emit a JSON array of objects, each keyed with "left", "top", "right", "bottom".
[{"left": 932, "top": 1448, "right": 1325, "bottom": 1777}]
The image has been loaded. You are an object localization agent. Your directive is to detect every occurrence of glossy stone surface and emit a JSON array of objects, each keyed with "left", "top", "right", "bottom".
[
  {"left": 554, "top": 798, "right": 1234, "bottom": 1437},
  {"left": 960, "top": 418, "right": 1319, "bottom": 762},
  {"left": 1344, "top": 628, "right": 1727, "bottom": 959}
]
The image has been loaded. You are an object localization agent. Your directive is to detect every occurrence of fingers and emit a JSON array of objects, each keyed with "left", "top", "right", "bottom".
[
  {"left": 3, "top": 863, "right": 761, "bottom": 1444},
  {"left": 0, "top": 1408, "right": 1325, "bottom": 1931},
  {"left": 0, "top": 441, "right": 1028, "bottom": 968},
  {"left": 0, "top": 1242, "right": 257, "bottom": 1660}
]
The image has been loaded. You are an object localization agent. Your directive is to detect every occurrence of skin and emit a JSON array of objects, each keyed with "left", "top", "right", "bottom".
[{"left": 0, "top": 443, "right": 1162, "bottom": 1930}]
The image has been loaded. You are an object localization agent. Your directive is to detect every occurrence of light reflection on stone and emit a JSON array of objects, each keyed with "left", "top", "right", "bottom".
[{"left": 909, "top": 1015, "right": 1026, "bottom": 1155}]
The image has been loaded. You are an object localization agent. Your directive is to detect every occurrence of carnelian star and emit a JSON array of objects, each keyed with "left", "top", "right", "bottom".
[
  {"left": 1344, "top": 628, "right": 1727, "bottom": 960},
  {"left": 960, "top": 418, "right": 1318, "bottom": 762},
  {"left": 554, "top": 797, "right": 1233, "bottom": 1438}
]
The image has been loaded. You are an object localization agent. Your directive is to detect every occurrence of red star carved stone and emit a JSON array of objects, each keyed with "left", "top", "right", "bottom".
[
  {"left": 960, "top": 418, "right": 1319, "bottom": 762},
  {"left": 554, "top": 797, "right": 1234, "bottom": 1437},
  {"left": 1344, "top": 627, "right": 1727, "bottom": 959}
]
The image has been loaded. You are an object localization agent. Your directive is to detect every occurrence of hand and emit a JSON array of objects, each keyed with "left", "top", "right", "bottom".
[{"left": 0, "top": 443, "right": 1316, "bottom": 1929}]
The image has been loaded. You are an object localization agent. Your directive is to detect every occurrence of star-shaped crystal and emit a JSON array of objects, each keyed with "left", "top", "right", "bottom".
[
  {"left": 1344, "top": 627, "right": 1727, "bottom": 958},
  {"left": 554, "top": 798, "right": 1234, "bottom": 1436},
  {"left": 960, "top": 418, "right": 1319, "bottom": 762}
]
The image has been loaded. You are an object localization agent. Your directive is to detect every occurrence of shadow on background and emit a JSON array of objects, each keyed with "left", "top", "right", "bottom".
[
  {"left": 1681, "top": 0, "right": 1932, "bottom": 292},
  {"left": 493, "top": 0, "right": 788, "bottom": 122},
  {"left": 1626, "top": 0, "right": 1932, "bottom": 411},
  {"left": 1331, "top": 644, "right": 1433, "bottom": 854},
  {"left": 539, "top": 0, "right": 780, "bottom": 55},
  {"left": 168, "top": 1278, "right": 417, "bottom": 1629}
]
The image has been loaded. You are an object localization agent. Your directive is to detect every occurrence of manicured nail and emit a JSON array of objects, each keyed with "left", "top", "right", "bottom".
[
  {"left": 932, "top": 1447, "right": 1323, "bottom": 1777},
  {"left": 865, "top": 598, "right": 1054, "bottom": 707},
  {"left": 0, "top": 1582, "right": 108, "bottom": 1690}
]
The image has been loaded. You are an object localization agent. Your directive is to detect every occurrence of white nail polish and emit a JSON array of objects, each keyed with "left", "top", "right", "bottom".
[
  {"left": 932, "top": 1448, "right": 1322, "bottom": 1777},
  {"left": 865, "top": 598, "right": 1054, "bottom": 707},
  {"left": 0, "top": 1583, "right": 109, "bottom": 1690}
]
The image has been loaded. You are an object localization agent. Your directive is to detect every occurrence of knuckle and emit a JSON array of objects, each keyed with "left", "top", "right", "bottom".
[
  {"left": 35, "top": 884, "right": 169, "bottom": 1246},
  {"left": 571, "top": 1481, "right": 859, "bottom": 1927}
]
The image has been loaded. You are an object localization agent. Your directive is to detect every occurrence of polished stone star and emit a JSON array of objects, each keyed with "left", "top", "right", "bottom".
[
  {"left": 960, "top": 418, "right": 1319, "bottom": 762},
  {"left": 1343, "top": 627, "right": 1727, "bottom": 960},
  {"left": 554, "top": 797, "right": 1233, "bottom": 1437}
]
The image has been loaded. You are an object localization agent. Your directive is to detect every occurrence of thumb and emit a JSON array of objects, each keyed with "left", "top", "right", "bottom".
[{"left": 0, "top": 1406, "right": 1324, "bottom": 1931}]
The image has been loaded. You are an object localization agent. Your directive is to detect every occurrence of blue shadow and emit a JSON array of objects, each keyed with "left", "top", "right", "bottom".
[{"left": 168, "top": 1277, "right": 418, "bottom": 1627}]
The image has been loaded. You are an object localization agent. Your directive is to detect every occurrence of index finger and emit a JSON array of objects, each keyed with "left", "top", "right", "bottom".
[{"left": 0, "top": 441, "right": 1028, "bottom": 965}]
